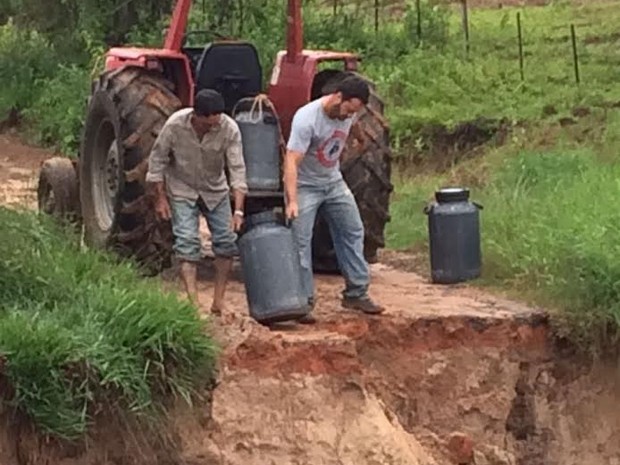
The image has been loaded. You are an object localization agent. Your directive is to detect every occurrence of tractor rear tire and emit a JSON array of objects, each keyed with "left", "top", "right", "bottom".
[
  {"left": 79, "top": 66, "right": 181, "bottom": 274},
  {"left": 37, "top": 156, "right": 80, "bottom": 224},
  {"left": 311, "top": 75, "right": 393, "bottom": 272}
]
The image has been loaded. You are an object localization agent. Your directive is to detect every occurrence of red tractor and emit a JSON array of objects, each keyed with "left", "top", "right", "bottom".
[{"left": 37, "top": 0, "right": 393, "bottom": 274}]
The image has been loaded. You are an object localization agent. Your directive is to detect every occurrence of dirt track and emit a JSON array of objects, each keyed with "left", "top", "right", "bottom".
[
  {"left": 0, "top": 130, "right": 499, "bottom": 326},
  {"left": 2, "top": 134, "right": 620, "bottom": 465},
  {"left": 0, "top": 133, "right": 51, "bottom": 209}
]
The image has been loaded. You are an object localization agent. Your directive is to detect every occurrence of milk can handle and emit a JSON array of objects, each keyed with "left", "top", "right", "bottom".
[
  {"left": 473, "top": 201, "right": 484, "bottom": 210},
  {"left": 248, "top": 94, "right": 267, "bottom": 124},
  {"left": 423, "top": 205, "right": 433, "bottom": 215}
]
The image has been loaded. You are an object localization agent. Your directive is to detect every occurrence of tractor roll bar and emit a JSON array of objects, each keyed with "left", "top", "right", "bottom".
[{"left": 164, "top": 0, "right": 304, "bottom": 62}]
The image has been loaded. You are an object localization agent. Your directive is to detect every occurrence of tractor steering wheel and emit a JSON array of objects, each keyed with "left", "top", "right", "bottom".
[{"left": 182, "top": 30, "right": 232, "bottom": 48}]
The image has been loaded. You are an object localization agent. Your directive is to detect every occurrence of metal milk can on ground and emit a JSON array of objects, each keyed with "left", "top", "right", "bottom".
[{"left": 424, "top": 187, "right": 482, "bottom": 285}]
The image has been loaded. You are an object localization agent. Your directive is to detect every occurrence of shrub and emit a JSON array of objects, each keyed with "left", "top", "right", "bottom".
[
  {"left": 24, "top": 64, "right": 91, "bottom": 155},
  {"left": 0, "top": 20, "right": 57, "bottom": 118}
]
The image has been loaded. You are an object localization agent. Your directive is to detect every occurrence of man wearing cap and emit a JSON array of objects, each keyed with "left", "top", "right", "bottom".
[{"left": 146, "top": 89, "right": 247, "bottom": 314}]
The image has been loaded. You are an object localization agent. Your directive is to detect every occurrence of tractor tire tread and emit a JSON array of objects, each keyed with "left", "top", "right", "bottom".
[
  {"left": 82, "top": 66, "right": 181, "bottom": 274},
  {"left": 312, "top": 73, "right": 393, "bottom": 271}
]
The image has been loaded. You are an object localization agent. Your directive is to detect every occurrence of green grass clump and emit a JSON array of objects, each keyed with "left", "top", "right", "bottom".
[
  {"left": 0, "top": 207, "right": 216, "bottom": 439},
  {"left": 388, "top": 129, "right": 620, "bottom": 350},
  {"left": 480, "top": 148, "right": 620, "bottom": 346},
  {"left": 385, "top": 173, "right": 442, "bottom": 250},
  {"left": 23, "top": 63, "right": 92, "bottom": 154}
]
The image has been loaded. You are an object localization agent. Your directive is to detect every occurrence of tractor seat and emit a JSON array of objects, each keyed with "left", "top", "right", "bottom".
[
  {"left": 195, "top": 42, "right": 263, "bottom": 114},
  {"left": 182, "top": 46, "right": 205, "bottom": 80}
]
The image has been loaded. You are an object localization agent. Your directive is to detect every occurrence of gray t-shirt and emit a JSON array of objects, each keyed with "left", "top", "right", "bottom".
[{"left": 286, "top": 98, "right": 354, "bottom": 187}]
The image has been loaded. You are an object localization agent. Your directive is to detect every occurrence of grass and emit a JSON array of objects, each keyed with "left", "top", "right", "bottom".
[
  {"left": 3, "top": 1, "right": 620, "bottom": 156},
  {"left": 480, "top": 146, "right": 620, "bottom": 348},
  {"left": 364, "top": 1, "right": 620, "bottom": 150},
  {"left": 387, "top": 107, "right": 620, "bottom": 350},
  {"left": 0, "top": 207, "right": 217, "bottom": 439}
]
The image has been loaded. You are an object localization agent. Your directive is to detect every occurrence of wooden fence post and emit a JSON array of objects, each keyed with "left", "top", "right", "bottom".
[
  {"left": 416, "top": 0, "right": 422, "bottom": 43},
  {"left": 571, "top": 24, "right": 580, "bottom": 84},
  {"left": 517, "top": 12, "right": 524, "bottom": 81},
  {"left": 461, "top": 0, "right": 470, "bottom": 57}
]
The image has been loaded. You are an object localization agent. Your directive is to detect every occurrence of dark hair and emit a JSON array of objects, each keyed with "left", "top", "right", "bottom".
[
  {"left": 334, "top": 75, "right": 370, "bottom": 105},
  {"left": 194, "top": 89, "right": 225, "bottom": 116}
]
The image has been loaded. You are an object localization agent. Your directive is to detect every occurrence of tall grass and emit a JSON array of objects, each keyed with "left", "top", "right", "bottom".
[
  {"left": 387, "top": 110, "right": 620, "bottom": 350},
  {"left": 0, "top": 207, "right": 216, "bottom": 439},
  {"left": 480, "top": 148, "right": 620, "bottom": 347}
]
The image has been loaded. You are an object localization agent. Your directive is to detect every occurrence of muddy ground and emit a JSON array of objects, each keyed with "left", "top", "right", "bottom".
[
  {"left": 0, "top": 132, "right": 50, "bottom": 209},
  {"left": 1, "top": 133, "right": 619, "bottom": 464}
]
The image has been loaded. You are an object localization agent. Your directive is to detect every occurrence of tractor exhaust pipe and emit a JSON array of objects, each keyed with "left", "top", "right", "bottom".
[{"left": 286, "top": 0, "right": 303, "bottom": 62}]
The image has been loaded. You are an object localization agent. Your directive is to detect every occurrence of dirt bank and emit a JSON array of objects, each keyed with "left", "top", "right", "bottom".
[
  {"left": 182, "top": 266, "right": 620, "bottom": 465},
  {"left": 1, "top": 135, "right": 619, "bottom": 464}
]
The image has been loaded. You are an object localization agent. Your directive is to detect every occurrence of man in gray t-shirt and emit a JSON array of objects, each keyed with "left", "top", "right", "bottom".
[{"left": 284, "top": 75, "right": 385, "bottom": 323}]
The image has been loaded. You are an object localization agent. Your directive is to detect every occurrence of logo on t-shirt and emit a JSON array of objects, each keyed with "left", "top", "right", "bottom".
[{"left": 317, "top": 130, "right": 347, "bottom": 167}]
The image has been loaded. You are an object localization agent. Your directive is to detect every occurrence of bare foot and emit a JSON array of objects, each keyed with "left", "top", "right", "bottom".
[{"left": 210, "top": 302, "right": 228, "bottom": 316}]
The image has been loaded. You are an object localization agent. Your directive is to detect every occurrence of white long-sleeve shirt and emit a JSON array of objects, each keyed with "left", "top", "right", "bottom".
[{"left": 146, "top": 108, "right": 248, "bottom": 209}]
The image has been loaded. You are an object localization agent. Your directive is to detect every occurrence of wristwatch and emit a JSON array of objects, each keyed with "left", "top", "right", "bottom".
[{"left": 234, "top": 209, "right": 244, "bottom": 218}]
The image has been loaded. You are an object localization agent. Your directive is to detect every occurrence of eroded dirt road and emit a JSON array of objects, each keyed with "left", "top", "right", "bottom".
[{"left": 2, "top": 133, "right": 620, "bottom": 465}]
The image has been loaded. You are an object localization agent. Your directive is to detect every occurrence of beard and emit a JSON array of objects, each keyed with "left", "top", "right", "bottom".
[{"left": 326, "top": 104, "right": 348, "bottom": 120}]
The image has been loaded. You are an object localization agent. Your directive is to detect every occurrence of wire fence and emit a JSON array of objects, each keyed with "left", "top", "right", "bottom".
[
  {"left": 324, "top": 0, "right": 589, "bottom": 85},
  {"left": 193, "top": 0, "right": 609, "bottom": 90}
]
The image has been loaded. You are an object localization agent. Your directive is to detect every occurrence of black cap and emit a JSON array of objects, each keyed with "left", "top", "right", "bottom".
[{"left": 194, "top": 89, "right": 225, "bottom": 116}]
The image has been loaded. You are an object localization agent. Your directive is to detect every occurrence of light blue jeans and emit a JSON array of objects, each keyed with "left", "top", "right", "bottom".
[
  {"left": 169, "top": 196, "right": 238, "bottom": 262},
  {"left": 291, "top": 179, "right": 369, "bottom": 302}
]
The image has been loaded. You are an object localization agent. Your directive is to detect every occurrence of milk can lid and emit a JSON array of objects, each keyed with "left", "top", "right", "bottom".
[{"left": 435, "top": 187, "right": 470, "bottom": 203}]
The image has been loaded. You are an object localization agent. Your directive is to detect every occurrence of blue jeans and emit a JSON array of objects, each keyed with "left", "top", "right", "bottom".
[
  {"left": 291, "top": 179, "right": 369, "bottom": 302},
  {"left": 169, "top": 196, "right": 238, "bottom": 262}
]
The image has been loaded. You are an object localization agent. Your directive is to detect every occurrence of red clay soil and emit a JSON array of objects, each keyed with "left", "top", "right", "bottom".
[
  {"left": 119, "top": 264, "right": 620, "bottom": 465},
  {"left": 220, "top": 265, "right": 548, "bottom": 378}
]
